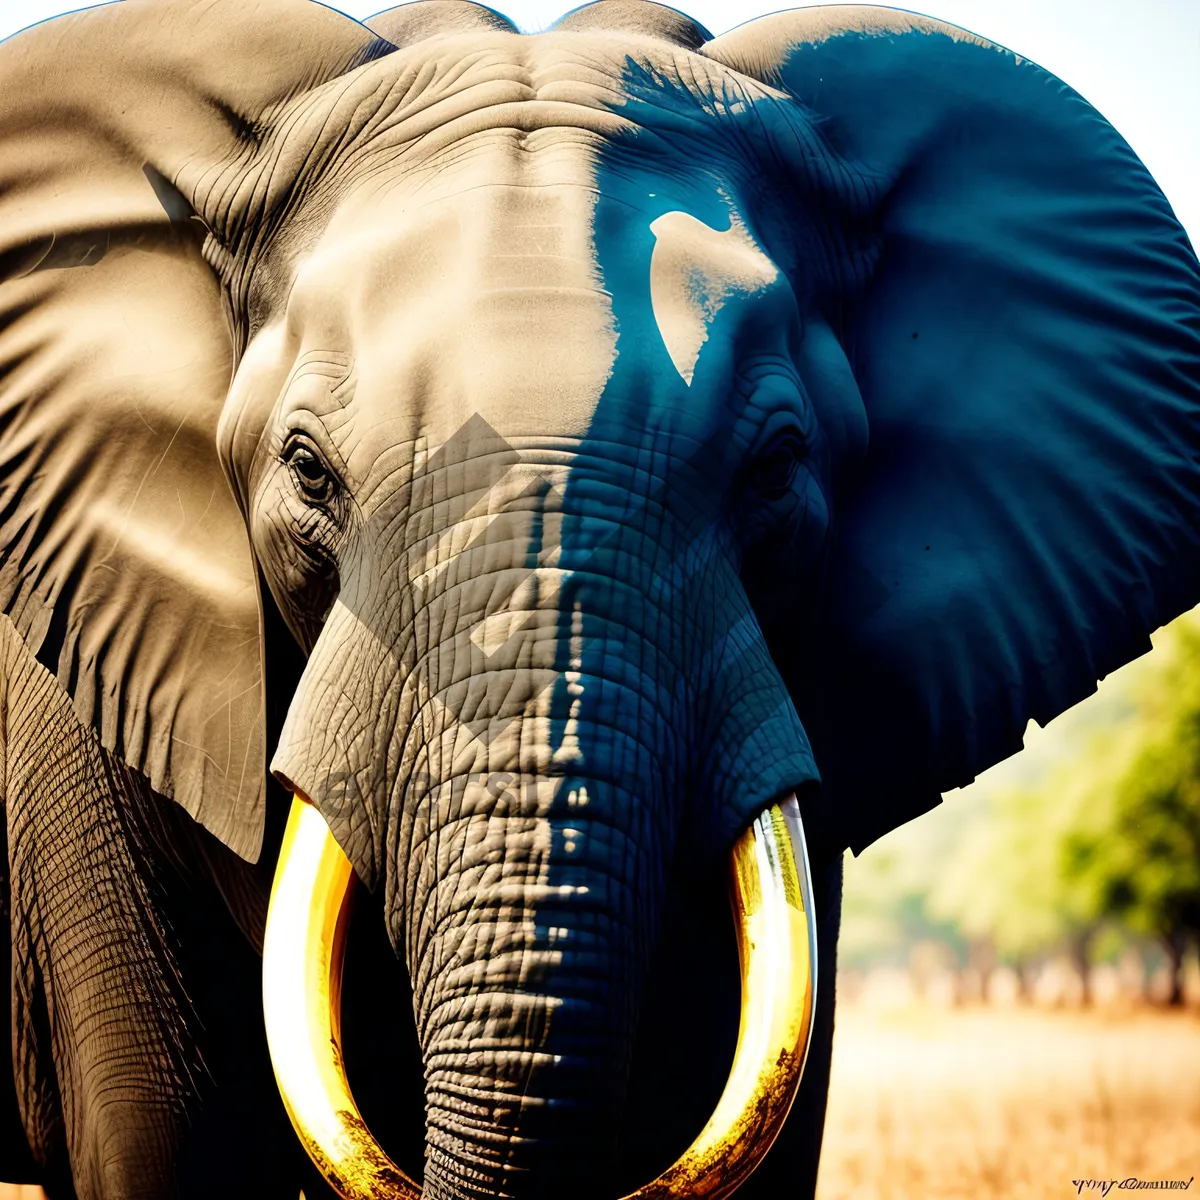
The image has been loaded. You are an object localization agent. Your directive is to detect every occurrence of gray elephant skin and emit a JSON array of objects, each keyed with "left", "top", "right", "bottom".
[{"left": 1, "top": 1, "right": 1198, "bottom": 1197}]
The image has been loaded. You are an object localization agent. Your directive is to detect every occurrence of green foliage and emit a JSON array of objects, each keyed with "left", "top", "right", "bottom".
[{"left": 1061, "top": 619, "right": 1200, "bottom": 944}]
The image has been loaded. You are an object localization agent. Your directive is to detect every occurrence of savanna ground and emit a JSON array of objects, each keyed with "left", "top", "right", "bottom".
[{"left": 816, "top": 998, "right": 1200, "bottom": 1200}]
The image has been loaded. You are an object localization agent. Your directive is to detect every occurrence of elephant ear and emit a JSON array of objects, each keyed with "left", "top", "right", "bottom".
[
  {"left": 0, "top": 0, "right": 387, "bottom": 860},
  {"left": 704, "top": 8, "right": 1200, "bottom": 850}
]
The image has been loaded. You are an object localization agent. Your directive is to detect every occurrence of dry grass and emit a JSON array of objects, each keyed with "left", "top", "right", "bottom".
[{"left": 817, "top": 1002, "right": 1200, "bottom": 1200}]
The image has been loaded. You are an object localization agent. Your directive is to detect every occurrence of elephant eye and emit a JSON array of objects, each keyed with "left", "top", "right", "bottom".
[
  {"left": 750, "top": 432, "right": 807, "bottom": 500},
  {"left": 283, "top": 436, "right": 337, "bottom": 505}
]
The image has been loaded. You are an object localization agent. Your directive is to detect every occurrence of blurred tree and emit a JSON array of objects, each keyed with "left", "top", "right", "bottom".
[
  {"left": 929, "top": 772, "right": 1105, "bottom": 1001},
  {"left": 838, "top": 800, "right": 973, "bottom": 973},
  {"left": 1062, "top": 618, "right": 1200, "bottom": 1005}
]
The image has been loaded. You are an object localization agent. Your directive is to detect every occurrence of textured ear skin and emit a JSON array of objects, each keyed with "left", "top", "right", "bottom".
[
  {"left": 705, "top": 8, "right": 1200, "bottom": 852},
  {"left": 0, "top": 0, "right": 388, "bottom": 861}
]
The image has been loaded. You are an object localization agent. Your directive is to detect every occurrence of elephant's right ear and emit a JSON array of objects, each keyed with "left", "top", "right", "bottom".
[
  {"left": 705, "top": 8, "right": 1200, "bottom": 851},
  {"left": 0, "top": 0, "right": 391, "bottom": 861}
]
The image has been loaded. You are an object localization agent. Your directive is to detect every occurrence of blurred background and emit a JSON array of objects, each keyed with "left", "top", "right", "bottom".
[
  {"left": 822, "top": 609, "right": 1200, "bottom": 1200},
  {"left": 1, "top": 1, "right": 1198, "bottom": 1198}
]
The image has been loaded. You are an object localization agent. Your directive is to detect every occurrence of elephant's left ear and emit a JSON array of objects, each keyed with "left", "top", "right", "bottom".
[
  {"left": 0, "top": 0, "right": 392, "bottom": 861},
  {"left": 705, "top": 8, "right": 1200, "bottom": 850}
]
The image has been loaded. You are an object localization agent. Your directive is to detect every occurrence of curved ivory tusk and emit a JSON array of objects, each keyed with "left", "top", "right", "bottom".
[
  {"left": 262, "top": 796, "right": 419, "bottom": 1200},
  {"left": 263, "top": 792, "right": 816, "bottom": 1200},
  {"left": 621, "top": 792, "right": 817, "bottom": 1199}
]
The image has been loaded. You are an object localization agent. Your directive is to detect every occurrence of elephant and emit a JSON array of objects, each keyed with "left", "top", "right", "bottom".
[{"left": 1, "top": 0, "right": 1199, "bottom": 1197}]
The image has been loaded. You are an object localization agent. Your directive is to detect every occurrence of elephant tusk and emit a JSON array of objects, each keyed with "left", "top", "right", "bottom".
[
  {"left": 262, "top": 796, "right": 419, "bottom": 1200},
  {"left": 263, "top": 792, "right": 816, "bottom": 1200},
  {"left": 620, "top": 792, "right": 817, "bottom": 1200}
]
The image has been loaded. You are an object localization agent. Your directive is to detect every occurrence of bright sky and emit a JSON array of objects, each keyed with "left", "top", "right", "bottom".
[{"left": 2, "top": 0, "right": 1197, "bottom": 242}]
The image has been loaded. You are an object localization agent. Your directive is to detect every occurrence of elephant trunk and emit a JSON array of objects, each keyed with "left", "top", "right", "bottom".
[
  {"left": 412, "top": 774, "right": 644, "bottom": 1198},
  {"left": 272, "top": 608, "right": 679, "bottom": 1195}
]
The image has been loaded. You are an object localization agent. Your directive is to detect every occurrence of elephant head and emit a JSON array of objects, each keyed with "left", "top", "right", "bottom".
[{"left": 1, "top": 1, "right": 1197, "bottom": 1197}]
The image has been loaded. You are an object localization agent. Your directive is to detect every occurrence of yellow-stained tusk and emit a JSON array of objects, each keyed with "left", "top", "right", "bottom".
[
  {"left": 621, "top": 792, "right": 817, "bottom": 1199},
  {"left": 262, "top": 796, "right": 418, "bottom": 1200},
  {"left": 263, "top": 792, "right": 817, "bottom": 1200}
]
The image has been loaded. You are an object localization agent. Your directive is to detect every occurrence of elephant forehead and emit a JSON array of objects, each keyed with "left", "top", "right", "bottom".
[
  {"left": 303, "top": 31, "right": 755, "bottom": 154},
  {"left": 251, "top": 35, "right": 782, "bottom": 480},
  {"left": 280, "top": 178, "right": 773, "bottom": 510},
  {"left": 232, "top": 30, "right": 770, "bottom": 256},
  {"left": 297, "top": 175, "right": 621, "bottom": 458}
]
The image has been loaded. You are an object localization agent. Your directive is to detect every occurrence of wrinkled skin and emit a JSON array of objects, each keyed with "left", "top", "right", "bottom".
[
  {"left": 0, "top": 616, "right": 422, "bottom": 1200},
  {"left": 2, "top": 1, "right": 1199, "bottom": 1198},
  {"left": 0, "top": 615, "right": 314, "bottom": 1199}
]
